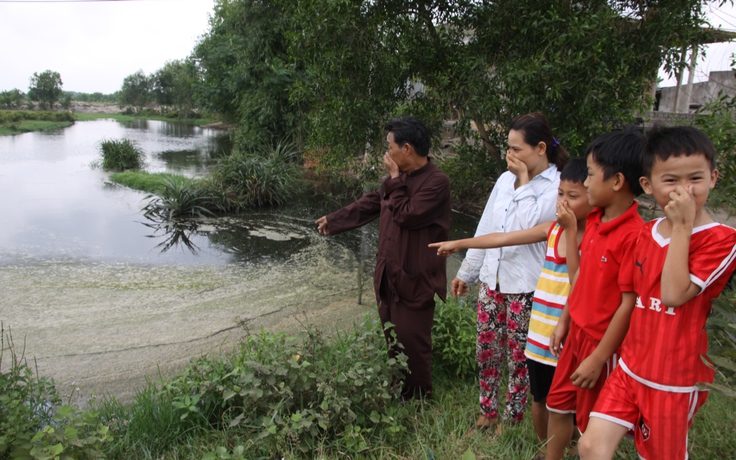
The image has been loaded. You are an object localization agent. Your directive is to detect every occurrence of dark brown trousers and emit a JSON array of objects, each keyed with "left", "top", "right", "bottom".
[{"left": 378, "top": 277, "right": 435, "bottom": 399}]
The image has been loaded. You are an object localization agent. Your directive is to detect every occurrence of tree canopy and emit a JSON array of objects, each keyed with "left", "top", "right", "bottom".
[
  {"left": 193, "top": 0, "right": 726, "bottom": 171},
  {"left": 28, "top": 70, "right": 63, "bottom": 110},
  {"left": 120, "top": 70, "right": 151, "bottom": 112},
  {"left": 151, "top": 59, "right": 200, "bottom": 114}
]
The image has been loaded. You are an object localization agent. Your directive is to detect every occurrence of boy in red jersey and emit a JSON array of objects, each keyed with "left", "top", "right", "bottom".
[
  {"left": 545, "top": 128, "right": 646, "bottom": 460},
  {"left": 579, "top": 126, "right": 736, "bottom": 460}
]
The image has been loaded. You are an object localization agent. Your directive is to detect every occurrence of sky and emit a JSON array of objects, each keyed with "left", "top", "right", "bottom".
[
  {"left": 0, "top": 0, "right": 734, "bottom": 95},
  {"left": 0, "top": 0, "right": 216, "bottom": 94}
]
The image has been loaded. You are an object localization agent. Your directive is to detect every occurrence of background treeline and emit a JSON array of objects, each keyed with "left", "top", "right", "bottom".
[{"left": 185, "top": 0, "right": 728, "bottom": 200}]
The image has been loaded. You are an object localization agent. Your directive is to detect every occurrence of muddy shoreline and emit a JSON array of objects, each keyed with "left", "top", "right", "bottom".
[{"left": 0, "top": 251, "right": 376, "bottom": 407}]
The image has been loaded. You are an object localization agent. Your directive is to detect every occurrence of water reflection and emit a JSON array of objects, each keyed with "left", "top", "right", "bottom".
[{"left": 142, "top": 218, "right": 201, "bottom": 254}]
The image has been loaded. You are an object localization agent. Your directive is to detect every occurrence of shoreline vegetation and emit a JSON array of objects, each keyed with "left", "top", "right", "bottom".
[
  {"left": 0, "top": 108, "right": 218, "bottom": 135},
  {"left": 2, "top": 302, "right": 735, "bottom": 460}
]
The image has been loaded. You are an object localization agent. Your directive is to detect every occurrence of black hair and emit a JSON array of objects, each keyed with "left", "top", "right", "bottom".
[
  {"left": 384, "top": 116, "right": 431, "bottom": 157},
  {"left": 509, "top": 112, "right": 569, "bottom": 170},
  {"left": 643, "top": 125, "right": 716, "bottom": 177},
  {"left": 560, "top": 156, "right": 588, "bottom": 184},
  {"left": 585, "top": 126, "right": 646, "bottom": 196}
]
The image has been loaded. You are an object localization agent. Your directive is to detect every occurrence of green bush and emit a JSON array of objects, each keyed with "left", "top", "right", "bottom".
[
  {"left": 206, "top": 141, "right": 305, "bottom": 211},
  {"left": 707, "top": 287, "right": 736, "bottom": 395},
  {"left": 432, "top": 296, "right": 477, "bottom": 378},
  {"left": 163, "top": 316, "right": 409, "bottom": 457},
  {"left": 0, "top": 325, "right": 111, "bottom": 460},
  {"left": 0, "top": 110, "right": 74, "bottom": 124},
  {"left": 142, "top": 177, "right": 215, "bottom": 220},
  {"left": 99, "top": 138, "right": 145, "bottom": 171},
  {"left": 694, "top": 90, "right": 736, "bottom": 213}
]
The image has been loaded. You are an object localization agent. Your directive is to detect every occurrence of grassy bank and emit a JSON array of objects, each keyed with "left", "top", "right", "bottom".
[
  {"left": 0, "top": 109, "right": 75, "bottom": 135},
  {"left": 110, "top": 171, "right": 194, "bottom": 195},
  {"left": 0, "top": 119, "right": 73, "bottom": 135},
  {"left": 75, "top": 112, "right": 218, "bottom": 126},
  {"left": 0, "top": 109, "right": 219, "bottom": 136}
]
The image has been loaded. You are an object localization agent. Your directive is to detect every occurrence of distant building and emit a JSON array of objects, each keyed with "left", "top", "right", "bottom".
[{"left": 656, "top": 70, "right": 736, "bottom": 113}]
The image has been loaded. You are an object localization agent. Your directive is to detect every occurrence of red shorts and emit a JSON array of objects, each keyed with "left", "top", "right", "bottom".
[
  {"left": 590, "top": 364, "right": 708, "bottom": 460},
  {"left": 545, "top": 322, "right": 619, "bottom": 433}
]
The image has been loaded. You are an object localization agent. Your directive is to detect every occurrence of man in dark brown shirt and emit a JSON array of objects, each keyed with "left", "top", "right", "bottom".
[{"left": 315, "top": 116, "right": 451, "bottom": 399}]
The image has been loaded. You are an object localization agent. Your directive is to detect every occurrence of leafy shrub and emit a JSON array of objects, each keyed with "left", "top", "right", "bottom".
[
  {"left": 0, "top": 324, "right": 111, "bottom": 460},
  {"left": 0, "top": 110, "right": 74, "bottom": 124},
  {"left": 99, "top": 138, "right": 145, "bottom": 171},
  {"left": 708, "top": 287, "right": 736, "bottom": 395},
  {"left": 694, "top": 89, "right": 736, "bottom": 213},
  {"left": 206, "top": 141, "right": 305, "bottom": 211},
  {"left": 432, "top": 296, "right": 477, "bottom": 378},
  {"left": 163, "top": 316, "right": 409, "bottom": 457}
]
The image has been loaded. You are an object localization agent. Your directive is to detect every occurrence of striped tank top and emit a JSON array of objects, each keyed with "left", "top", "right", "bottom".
[{"left": 524, "top": 222, "right": 571, "bottom": 366}]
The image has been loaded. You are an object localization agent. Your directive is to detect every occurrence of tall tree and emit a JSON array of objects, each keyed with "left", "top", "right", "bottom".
[
  {"left": 152, "top": 59, "right": 201, "bottom": 115},
  {"left": 194, "top": 0, "right": 306, "bottom": 147},
  {"left": 0, "top": 89, "right": 25, "bottom": 109},
  {"left": 119, "top": 70, "right": 150, "bottom": 113},
  {"left": 28, "top": 70, "right": 63, "bottom": 110}
]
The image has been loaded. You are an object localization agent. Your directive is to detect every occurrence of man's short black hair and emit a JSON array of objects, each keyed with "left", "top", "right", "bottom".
[
  {"left": 643, "top": 125, "right": 716, "bottom": 177},
  {"left": 384, "top": 116, "right": 431, "bottom": 157},
  {"left": 585, "top": 126, "right": 646, "bottom": 196},
  {"left": 560, "top": 157, "right": 588, "bottom": 184}
]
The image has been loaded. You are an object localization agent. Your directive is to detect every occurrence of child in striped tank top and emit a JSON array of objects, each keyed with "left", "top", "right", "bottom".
[{"left": 430, "top": 157, "right": 591, "bottom": 456}]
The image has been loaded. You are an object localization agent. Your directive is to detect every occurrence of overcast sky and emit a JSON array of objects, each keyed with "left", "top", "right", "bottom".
[{"left": 0, "top": 0, "right": 734, "bottom": 95}]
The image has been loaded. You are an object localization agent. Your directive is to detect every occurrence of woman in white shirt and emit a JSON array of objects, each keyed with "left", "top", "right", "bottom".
[{"left": 453, "top": 113, "right": 568, "bottom": 433}]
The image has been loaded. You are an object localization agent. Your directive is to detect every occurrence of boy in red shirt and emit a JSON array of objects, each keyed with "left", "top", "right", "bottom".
[
  {"left": 545, "top": 128, "right": 646, "bottom": 460},
  {"left": 580, "top": 126, "right": 736, "bottom": 460}
]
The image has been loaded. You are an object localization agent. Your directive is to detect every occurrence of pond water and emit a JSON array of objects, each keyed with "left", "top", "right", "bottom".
[{"left": 0, "top": 119, "right": 475, "bottom": 405}]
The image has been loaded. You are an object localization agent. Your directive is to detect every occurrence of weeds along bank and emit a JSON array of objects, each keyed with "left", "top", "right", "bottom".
[
  {"left": 0, "top": 110, "right": 75, "bottom": 135},
  {"left": 0, "top": 109, "right": 217, "bottom": 136}
]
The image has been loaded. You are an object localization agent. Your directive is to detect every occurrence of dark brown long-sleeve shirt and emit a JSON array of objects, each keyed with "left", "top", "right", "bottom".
[{"left": 327, "top": 161, "right": 451, "bottom": 309}]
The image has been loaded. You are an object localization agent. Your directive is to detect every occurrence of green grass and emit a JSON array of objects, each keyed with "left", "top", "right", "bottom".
[
  {"left": 88, "top": 307, "right": 736, "bottom": 460},
  {"left": 0, "top": 110, "right": 76, "bottom": 135},
  {"left": 110, "top": 171, "right": 193, "bottom": 195},
  {"left": 91, "top": 370, "right": 736, "bottom": 460},
  {"left": 0, "top": 120, "right": 73, "bottom": 135},
  {"left": 75, "top": 112, "right": 217, "bottom": 126},
  {"left": 100, "top": 138, "right": 145, "bottom": 171}
]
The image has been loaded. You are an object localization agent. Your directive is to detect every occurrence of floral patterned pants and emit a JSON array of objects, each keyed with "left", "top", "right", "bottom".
[{"left": 477, "top": 282, "right": 533, "bottom": 423}]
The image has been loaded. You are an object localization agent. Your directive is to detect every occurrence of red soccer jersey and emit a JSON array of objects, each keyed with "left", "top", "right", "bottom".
[
  {"left": 620, "top": 218, "right": 736, "bottom": 388},
  {"left": 568, "top": 203, "right": 643, "bottom": 342}
]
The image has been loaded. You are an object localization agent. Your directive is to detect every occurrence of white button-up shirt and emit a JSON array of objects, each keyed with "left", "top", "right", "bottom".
[{"left": 456, "top": 164, "right": 560, "bottom": 294}]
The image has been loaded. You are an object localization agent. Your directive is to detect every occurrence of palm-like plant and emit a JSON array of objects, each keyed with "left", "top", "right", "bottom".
[{"left": 142, "top": 177, "right": 215, "bottom": 220}]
